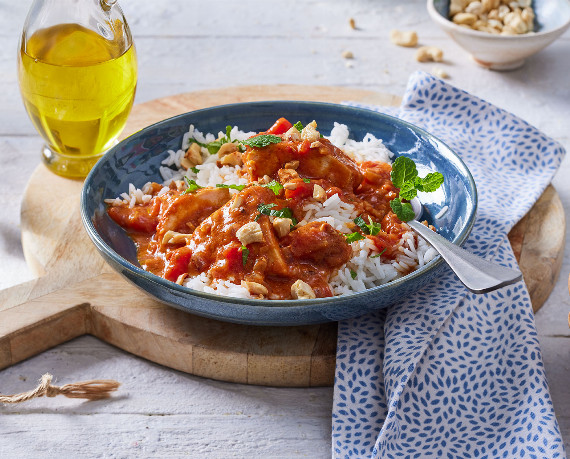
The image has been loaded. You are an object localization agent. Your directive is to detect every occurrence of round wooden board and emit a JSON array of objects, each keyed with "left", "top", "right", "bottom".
[{"left": 7, "top": 85, "right": 565, "bottom": 387}]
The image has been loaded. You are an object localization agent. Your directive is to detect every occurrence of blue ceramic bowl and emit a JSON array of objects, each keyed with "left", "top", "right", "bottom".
[{"left": 81, "top": 101, "right": 477, "bottom": 326}]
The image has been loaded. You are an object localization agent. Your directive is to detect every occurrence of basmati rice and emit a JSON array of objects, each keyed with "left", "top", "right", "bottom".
[{"left": 111, "top": 122, "right": 435, "bottom": 299}]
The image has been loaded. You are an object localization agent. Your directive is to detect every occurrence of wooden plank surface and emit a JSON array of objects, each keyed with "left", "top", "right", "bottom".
[{"left": 0, "top": 85, "right": 563, "bottom": 387}]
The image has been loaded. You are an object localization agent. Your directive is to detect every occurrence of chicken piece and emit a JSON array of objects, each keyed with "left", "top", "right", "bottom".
[
  {"left": 187, "top": 186, "right": 290, "bottom": 278},
  {"left": 242, "top": 138, "right": 362, "bottom": 192},
  {"left": 280, "top": 221, "right": 352, "bottom": 268},
  {"left": 155, "top": 187, "right": 231, "bottom": 246}
]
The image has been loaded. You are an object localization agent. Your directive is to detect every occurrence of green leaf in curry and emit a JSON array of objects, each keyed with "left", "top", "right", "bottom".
[
  {"left": 389, "top": 198, "right": 416, "bottom": 222},
  {"left": 241, "top": 135, "right": 282, "bottom": 148},
  {"left": 183, "top": 177, "right": 202, "bottom": 194}
]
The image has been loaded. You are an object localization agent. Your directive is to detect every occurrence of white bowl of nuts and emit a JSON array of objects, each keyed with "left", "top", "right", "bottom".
[{"left": 427, "top": 0, "right": 570, "bottom": 70}]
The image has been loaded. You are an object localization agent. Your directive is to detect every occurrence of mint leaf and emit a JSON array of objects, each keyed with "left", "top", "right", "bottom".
[
  {"left": 350, "top": 270, "right": 357, "bottom": 280},
  {"left": 399, "top": 181, "right": 417, "bottom": 201},
  {"left": 353, "top": 216, "right": 368, "bottom": 233},
  {"left": 365, "top": 217, "right": 381, "bottom": 236},
  {"left": 293, "top": 121, "right": 304, "bottom": 132},
  {"left": 416, "top": 172, "right": 444, "bottom": 192},
  {"left": 241, "top": 135, "right": 282, "bottom": 148},
  {"left": 354, "top": 216, "right": 381, "bottom": 236},
  {"left": 345, "top": 232, "right": 365, "bottom": 243},
  {"left": 206, "top": 139, "right": 224, "bottom": 155},
  {"left": 261, "top": 180, "right": 283, "bottom": 195},
  {"left": 257, "top": 203, "right": 297, "bottom": 225},
  {"left": 390, "top": 198, "right": 415, "bottom": 222},
  {"left": 390, "top": 156, "right": 418, "bottom": 188},
  {"left": 257, "top": 203, "right": 277, "bottom": 214},
  {"left": 216, "top": 183, "right": 246, "bottom": 191},
  {"left": 183, "top": 177, "right": 202, "bottom": 194}
]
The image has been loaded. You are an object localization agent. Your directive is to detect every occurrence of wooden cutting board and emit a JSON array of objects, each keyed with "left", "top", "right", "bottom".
[{"left": 0, "top": 85, "right": 565, "bottom": 387}]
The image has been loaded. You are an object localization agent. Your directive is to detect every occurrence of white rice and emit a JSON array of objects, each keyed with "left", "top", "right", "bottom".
[{"left": 110, "top": 123, "right": 435, "bottom": 299}]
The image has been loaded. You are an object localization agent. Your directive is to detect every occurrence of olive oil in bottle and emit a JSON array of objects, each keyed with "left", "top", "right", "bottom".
[{"left": 18, "top": 22, "right": 137, "bottom": 178}]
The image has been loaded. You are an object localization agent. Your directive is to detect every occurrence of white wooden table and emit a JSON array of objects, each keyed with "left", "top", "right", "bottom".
[{"left": 1, "top": 1, "right": 569, "bottom": 456}]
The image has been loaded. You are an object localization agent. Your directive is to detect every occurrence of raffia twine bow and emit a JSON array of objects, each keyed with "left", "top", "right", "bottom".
[{"left": 0, "top": 374, "right": 120, "bottom": 404}]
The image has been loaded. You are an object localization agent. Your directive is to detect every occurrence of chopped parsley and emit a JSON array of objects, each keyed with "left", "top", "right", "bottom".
[
  {"left": 216, "top": 183, "right": 246, "bottom": 191},
  {"left": 350, "top": 270, "right": 357, "bottom": 280},
  {"left": 241, "top": 245, "right": 249, "bottom": 266},
  {"left": 183, "top": 177, "right": 202, "bottom": 194},
  {"left": 345, "top": 232, "right": 365, "bottom": 243},
  {"left": 302, "top": 178, "right": 311, "bottom": 183},
  {"left": 354, "top": 216, "right": 381, "bottom": 236},
  {"left": 389, "top": 156, "right": 444, "bottom": 222},
  {"left": 261, "top": 180, "right": 283, "bottom": 195},
  {"left": 293, "top": 121, "right": 304, "bottom": 132}
]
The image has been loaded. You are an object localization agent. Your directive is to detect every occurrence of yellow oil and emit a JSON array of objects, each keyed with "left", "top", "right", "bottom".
[{"left": 18, "top": 23, "right": 137, "bottom": 178}]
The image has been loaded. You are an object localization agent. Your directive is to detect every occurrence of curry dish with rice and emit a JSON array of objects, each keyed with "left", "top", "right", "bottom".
[{"left": 107, "top": 117, "right": 440, "bottom": 300}]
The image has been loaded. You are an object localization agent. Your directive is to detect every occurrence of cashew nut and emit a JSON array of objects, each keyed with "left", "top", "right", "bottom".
[
  {"left": 312, "top": 184, "right": 327, "bottom": 202},
  {"left": 389, "top": 29, "right": 418, "bottom": 48},
  {"left": 236, "top": 221, "right": 264, "bottom": 246},
  {"left": 272, "top": 217, "right": 293, "bottom": 238},
  {"left": 300, "top": 121, "right": 320, "bottom": 143},
  {"left": 415, "top": 46, "right": 444, "bottom": 63},
  {"left": 291, "top": 280, "right": 316, "bottom": 300},
  {"left": 241, "top": 280, "right": 268, "bottom": 296}
]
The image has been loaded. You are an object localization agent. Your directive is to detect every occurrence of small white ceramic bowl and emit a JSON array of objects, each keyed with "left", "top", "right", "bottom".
[{"left": 427, "top": 0, "right": 570, "bottom": 70}]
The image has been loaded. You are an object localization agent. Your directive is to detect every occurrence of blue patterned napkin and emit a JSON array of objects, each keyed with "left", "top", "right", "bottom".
[{"left": 333, "top": 71, "right": 566, "bottom": 458}]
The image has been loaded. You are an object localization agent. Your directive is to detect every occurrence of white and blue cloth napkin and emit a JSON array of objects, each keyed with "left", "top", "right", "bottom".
[{"left": 333, "top": 71, "right": 566, "bottom": 458}]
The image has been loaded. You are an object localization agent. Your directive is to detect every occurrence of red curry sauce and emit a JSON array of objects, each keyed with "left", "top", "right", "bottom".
[{"left": 107, "top": 119, "right": 409, "bottom": 300}]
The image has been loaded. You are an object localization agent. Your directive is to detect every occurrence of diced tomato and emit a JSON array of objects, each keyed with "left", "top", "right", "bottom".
[
  {"left": 164, "top": 246, "right": 192, "bottom": 282},
  {"left": 284, "top": 181, "right": 313, "bottom": 200},
  {"left": 326, "top": 186, "right": 342, "bottom": 199},
  {"left": 224, "top": 245, "right": 245, "bottom": 271},
  {"left": 266, "top": 117, "right": 293, "bottom": 135},
  {"left": 298, "top": 140, "right": 311, "bottom": 155}
]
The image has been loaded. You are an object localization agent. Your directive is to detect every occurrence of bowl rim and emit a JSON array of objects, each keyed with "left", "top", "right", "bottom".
[
  {"left": 426, "top": 0, "right": 570, "bottom": 39},
  {"left": 81, "top": 100, "right": 478, "bottom": 310}
]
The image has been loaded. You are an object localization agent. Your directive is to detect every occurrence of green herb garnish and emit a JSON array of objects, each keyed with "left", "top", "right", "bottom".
[
  {"left": 183, "top": 177, "right": 203, "bottom": 194},
  {"left": 370, "top": 247, "right": 387, "bottom": 258},
  {"left": 302, "top": 178, "right": 311, "bottom": 183},
  {"left": 353, "top": 216, "right": 381, "bottom": 236},
  {"left": 389, "top": 156, "right": 444, "bottom": 222},
  {"left": 187, "top": 138, "right": 207, "bottom": 148},
  {"left": 197, "top": 125, "right": 235, "bottom": 155},
  {"left": 261, "top": 180, "right": 284, "bottom": 195},
  {"left": 390, "top": 198, "right": 416, "bottom": 222},
  {"left": 257, "top": 203, "right": 297, "bottom": 225},
  {"left": 216, "top": 183, "right": 246, "bottom": 191},
  {"left": 241, "top": 135, "right": 282, "bottom": 148},
  {"left": 293, "top": 121, "right": 304, "bottom": 132},
  {"left": 191, "top": 166, "right": 200, "bottom": 174},
  {"left": 350, "top": 270, "right": 357, "bottom": 280},
  {"left": 241, "top": 245, "right": 249, "bottom": 266},
  {"left": 345, "top": 232, "right": 365, "bottom": 243}
]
